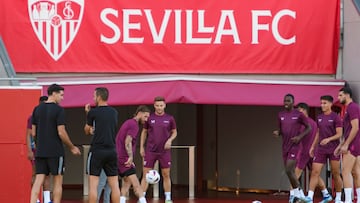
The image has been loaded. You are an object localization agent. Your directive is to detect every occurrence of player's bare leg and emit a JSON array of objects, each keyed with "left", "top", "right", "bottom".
[
  {"left": 162, "top": 168, "right": 172, "bottom": 202},
  {"left": 52, "top": 175, "right": 63, "bottom": 203},
  {"left": 141, "top": 167, "right": 151, "bottom": 193},
  {"left": 30, "top": 174, "right": 45, "bottom": 203},
  {"left": 342, "top": 152, "right": 356, "bottom": 203}
]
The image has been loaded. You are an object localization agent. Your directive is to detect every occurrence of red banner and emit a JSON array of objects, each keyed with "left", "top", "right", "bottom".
[{"left": 0, "top": 0, "right": 339, "bottom": 74}]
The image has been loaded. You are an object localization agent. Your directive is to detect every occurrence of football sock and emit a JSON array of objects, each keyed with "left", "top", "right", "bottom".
[
  {"left": 139, "top": 196, "right": 147, "bottom": 203},
  {"left": 321, "top": 188, "right": 329, "bottom": 197},
  {"left": 344, "top": 188, "right": 352, "bottom": 203},
  {"left": 44, "top": 190, "right": 51, "bottom": 203},
  {"left": 120, "top": 196, "right": 126, "bottom": 203},
  {"left": 335, "top": 192, "right": 341, "bottom": 201},
  {"left": 308, "top": 190, "right": 314, "bottom": 199},
  {"left": 165, "top": 192, "right": 171, "bottom": 201}
]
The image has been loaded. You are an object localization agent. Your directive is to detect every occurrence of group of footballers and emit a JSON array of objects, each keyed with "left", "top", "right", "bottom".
[
  {"left": 274, "top": 86, "right": 360, "bottom": 203},
  {"left": 28, "top": 84, "right": 177, "bottom": 203},
  {"left": 27, "top": 83, "right": 360, "bottom": 203}
]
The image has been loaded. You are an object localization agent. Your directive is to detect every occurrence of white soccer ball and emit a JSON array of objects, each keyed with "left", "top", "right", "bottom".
[
  {"left": 252, "top": 201, "right": 262, "bottom": 203},
  {"left": 145, "top": 169, "right": 161, "bottom": 184}
]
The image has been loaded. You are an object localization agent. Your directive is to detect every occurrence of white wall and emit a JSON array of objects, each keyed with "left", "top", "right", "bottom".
[{"left": 343, "top": 0, "right": 360, "bottom": 100}]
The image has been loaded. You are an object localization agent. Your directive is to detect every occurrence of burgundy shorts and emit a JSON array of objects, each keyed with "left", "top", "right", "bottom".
[
  {"left": 349, "top": 143, "right": 360, "bottom": 157},
  {"left": 282, "top": 149, "right": 297, "bottom": 166},
  {"left": 313, "top": 150, "right": 340, "bottom": 164},
  {"left": 118, "top": 156, "right": 136, "bottom": 174},
  {"left": 296, "top": 152, "right": 313, "bottom": 170},
  {"left": 143, "top": 150, "right": 171, "bottom": 168}
]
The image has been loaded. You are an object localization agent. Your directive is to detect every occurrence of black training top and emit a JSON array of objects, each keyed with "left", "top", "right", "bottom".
[
  {"left": 32, "top": 102, "right": 66, "bottom": 157},
  {"left": 86, "top": 106, "right": 118, "bottom": 151}
]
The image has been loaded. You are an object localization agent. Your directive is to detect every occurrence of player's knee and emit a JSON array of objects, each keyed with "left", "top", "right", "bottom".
[
  {"left": 332, "top": 170, "right": 341, "bottom": 177},
  {"left": 285, "top": 167, "right": 294, "bottom": 175},
  {"left": 161, "top": 171, "right": 171, "bottom": 178}
]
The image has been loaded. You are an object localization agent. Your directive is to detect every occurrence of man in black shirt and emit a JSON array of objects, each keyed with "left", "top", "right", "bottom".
[
  {"left": 30, "top": 84, "right": 81, "bottom": 203},
  {"left": 84, "top": 87, "right": 120, "bottom": 203}
]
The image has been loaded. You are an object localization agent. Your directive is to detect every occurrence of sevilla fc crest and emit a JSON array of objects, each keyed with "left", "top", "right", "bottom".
[{"left": 28, "top": 0, "right": 84, "bottom": 61}]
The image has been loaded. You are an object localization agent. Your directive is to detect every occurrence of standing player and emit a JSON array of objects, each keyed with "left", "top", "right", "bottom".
[
  {"left": 295, "top": 102, "right": 329, "bottom": 202},
  {"left": 304, "top": 96, "right": 343, "bottom": 203},
  {"left": 84, "top": 87, "right": 121, "bottom": 203},
  {"left": 116, "top": 105, "right": 150, "bottom": 203},
  {"left": 334, "top": 87, "right": 360, "bottom": 203},
  {"left": 140, "top": 96, "right": 177, "bottom": 203},
  {"left": 30, "top": 84, "right": 81, "bottom": 203},
  {"left": 26, "top": 96, "right": 52, "bottom": 203},
  {"left": 273, "top": 94, "right": 311, "bottom": 203}
]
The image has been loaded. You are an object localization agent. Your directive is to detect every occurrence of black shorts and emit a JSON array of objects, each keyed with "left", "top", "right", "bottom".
[
  {"left": 119, "top": 167, "right": 136, "bottom": 178},
  {"left": 87, "top": 149, "right": 118, "bottom": 176},
  {"left": 35, "top": 156, "right": 65, "bottom": 175}
]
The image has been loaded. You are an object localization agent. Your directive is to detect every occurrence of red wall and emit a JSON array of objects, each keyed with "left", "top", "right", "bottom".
[{"left": 0, "top": 88, "right": 41, "bottom": 202}]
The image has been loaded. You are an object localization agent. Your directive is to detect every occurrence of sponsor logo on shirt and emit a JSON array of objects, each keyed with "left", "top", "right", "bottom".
[
  {"left": 164, "top": 120, "right": 170, "bottom": 123},
  {"left": 291, "top": 117, "right": 298, "bottom": 120},
  {"left": 328, "top": 120, "right": 334, "bottom": 122}
]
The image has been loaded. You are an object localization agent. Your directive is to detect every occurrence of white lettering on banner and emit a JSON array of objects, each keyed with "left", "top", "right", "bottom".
[
  {"left": 252, "top": 9, "right": 296, "bottom": 45},
  {"left": 272, "top": 9, "right": 296, "bottom": 45},
  {"left": 214, "top": 10, "right": 240, "bottom": 44},
  {"left": 100, "top": 8, "right": 296, "bottom": 45},
  {"left": 123, "top": 9, "right": 143, "bottom": 43},
  {"left": 100, "top": 8, "right": 120, "bottom": 44}
]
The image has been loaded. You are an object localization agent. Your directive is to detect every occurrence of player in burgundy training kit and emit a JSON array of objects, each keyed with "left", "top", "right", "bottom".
[
  {"left": 295, "top": 102, "right": 329, "bottom": 203},
  {"left": 304, "top": 96, "right": 343, "bottom": 203},
  {"left": 116, "top": 105, "right": 150, "bottom": 203},
  {"left": 140, "top": 96, "right": 177, "bottom": 203},
  {"left": 295, "top": 103, "right": 317, "bottom": 176},
  {"left": 273, "top": 94, "right": 311, "bottom": 203},
  {"left": 335, "top": 87, "right": 360, "bottom": 203}
]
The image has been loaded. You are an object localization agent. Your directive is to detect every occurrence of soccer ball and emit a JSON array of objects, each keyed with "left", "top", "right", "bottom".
[{"left": 145, "top": 169, "right": 160, "bottom": 184}]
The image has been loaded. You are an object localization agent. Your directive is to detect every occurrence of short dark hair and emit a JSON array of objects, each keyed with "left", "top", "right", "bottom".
[
  {"left": 135, "top": 105, "right": 150, "bottom": 115},
  {"left": 340, "top": 86, "right": 353, "bottom": 98},
  {"left": 39, "top": 96, "right": 48, "bottom": 102},
  {"left": 47, "top": 84, "right": 64, "bottom": 96},
  {"left": 154, "top": 96, "right": 165, "bottom": 102},
  {"left": 297, "top": 102, "right": 309, "bottom": 113},
  {"left": 284, "top": 93, "right": 295, "bottom": 101},
  {"left": 320, "top": 95, "right": 333, "bottom": 102},
  {"left": 95, "top": 87, "right": 109, "bottom": 101}
]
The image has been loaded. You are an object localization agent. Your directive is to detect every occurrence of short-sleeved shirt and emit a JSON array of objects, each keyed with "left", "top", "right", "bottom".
[
  {"left": 116, "top": 119, "right": 139, "bottom": 173},
  {"left": 316, "top": 112, "right": 342, "bottom": 154},
  {"left": 32, "top": 102, "right": 66, "bottom": 157},
  {"left": 343, "top": 102, "right": 360, "bottom": 149},
  {"left": 299, "top": 117, "right": 317, "bottom": 155},
  {"left": 278, "top": 109, "right": 309, "bottom": 153},
  {"left": 27, "top": 115, "right": 32, "bottom": 129},
  {"left": 27, "top": 115, "right": 35, "bottom": 149},
  {"left": 116, "top": 119, "right": 139, "bottom": 159},
  {"left": 144, "top": 113, "right": 176, "bottom": 153},
  {"left": 86, "top": 106, "right": 118, "bottom": 152}
]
